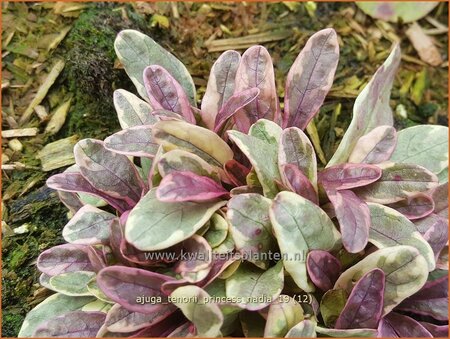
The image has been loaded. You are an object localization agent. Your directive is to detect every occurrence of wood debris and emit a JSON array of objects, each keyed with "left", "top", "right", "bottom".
[
  {"left": 45, "top": 98, "right": 72, "bottom": 135},
  {"left": 406, "top": 22, "right": 443, "bottom": 66},
  {"left": 2, "top": 128, "right": 38, "bottom": 138},
  {"left": 205, "top": 30, "right": 291, "bottom": 52},
  {"left": 19, "top": 59, "right": 65, "bottom": 125},
  {"left": 37, "top": 135, "right": 79, "bottom": 171}
]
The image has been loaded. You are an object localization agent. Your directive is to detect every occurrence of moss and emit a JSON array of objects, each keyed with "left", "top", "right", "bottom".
[
  {"left": 57, "top": 3, "right": 148, "bottom": 140},
  {"left": 1, "top": 312, "right": 25, "bottom": 338}
]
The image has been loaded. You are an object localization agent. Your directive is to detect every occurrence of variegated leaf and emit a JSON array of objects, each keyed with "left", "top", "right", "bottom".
[
  {"left": 233, "top": 46, "right": 281, "bottom": 132},
  {"left": 270, "top": 191, "right": 341, "bottom": 292},
  {"left": 114, "top": 30, "right": 196, "bottom": 104},
  {"left": 264, "top": 295, "right": 304, "bottom": 337},
  {"left": 334, "top": 245, "right": 429, "bottom": 315},
  {"left": 284, "top": 28, "right": 339, "bottom": 129},
  {"left": 125, "top": 188, "right": 226, "bottom": 251},
  {"left": 62, "top": 205, "right": 115, "bottom": 245},
  {"left": 327, "top": 189, "right": 370, "bottom": 253},
  {"left": 171, "top": 286, "right": 223, "bottom": 337},
  {"left": 279, "top": 127, "right": 317, "bottom": 190},
  {"left": 158, "top": 149, "right": 221, "bottom": 181},
  {"left": 201, "top": 50, "right": 241, "bottom": 130},
  {"left": 143, "top": 65, "right": 195, "bottom": 124},
  {"left": 390, "top": 125, "right": 448, "bottom": 183},
  {"left": 228, "top": 130, "right": 280, "bottom": 198},
  {"left": 368, "top": 203, "right": 435, "bottom": 271},
  {"left": 225, "top": 261, "right": 284, "bottom": 310},
  {"left": 153, "top": 120, "right": 234, "bottom": 167},
  {"left": 156, "top": 171, "right": 228, "bottom": 202},
  {"left": 113, "top": 89, "right": 157, "bottom": 129},
  {"left": 328, "top": 44, "right": 401, "bottom": 166},
  {"left": 348, "top": 125, "right": 397, "bottom": 164},
  {"left": 355, "top": 162, "right": 438, "bottom": 204},
  {"left": 227, "top": 193, "right": 276, "bottom": 269},
  {"left": 103, "top": 125, "right": 159, "bottom": 158},
  {"left": 74, "top": 139, "right": 145, "bottom": 206},
  {"left": 319, "top": 163, "right": 381, "bottom": 190},
  {"left": 214, "top": 88, "right": 260, "bottom": 133}
]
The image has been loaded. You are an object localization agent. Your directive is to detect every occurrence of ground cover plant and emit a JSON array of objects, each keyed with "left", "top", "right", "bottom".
[{"left": 18, "top": 28, "right": 448, "bottom": 338}]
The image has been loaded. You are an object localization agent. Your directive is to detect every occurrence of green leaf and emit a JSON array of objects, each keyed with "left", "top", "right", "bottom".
[
  {"left": 204, "top": 213, "right": 229, "bottom": 248},
  {"left": 228, "top": 193, "right": 277, "bottom": 269},
  {"left": 249, "top": 118, "right": 282, "bottom": 145},
  {"left": 18, "top": 293, "right": 95, "bottom": 337},
  {"left": 270, "top": 191, "right": 341, "bottom": 292},
  {"left": 49, "top": 271, "right": 96, "bottom": 296},
  {"left": 320, "top": 289, "right": 348, "bottom": 328},
  {"left": 225, "top": 261, "right": 284, "bottom": 310},
  {"left": 170, "top": 286, "right": 223, "bottom": 337},
  {"left": 328, "top": 44, "right": 401, "bottom": 166},
  {"left": 114, "top": 30, "right": 196, "bottom": 105},
  {"left": 390, "top": 125, "right": 448, "bottom": 183},
  {"left": 228, "top": 130, "right": 281, "bottom": 198},
  {"left": 153, "top": 120, "right": 234, "bottom": 167},
  {"left": 125, "top": 188, "right": 226, "bottom": 250},
  {"left": 368, "top": 203, "right": 435, "bottom": 271},
  {"left": 264, "top": 295, "right": 304, "bottom": 337},
  {"left": 334, "top": 246, "right": 429, "bottom": 315},
  {"left": 285, "top": 320, "right": 317, "bottom": 338}
]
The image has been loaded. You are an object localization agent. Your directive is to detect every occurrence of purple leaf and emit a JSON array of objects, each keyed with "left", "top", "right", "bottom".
[
  {"left": 156, "top": 171, "right": 229, "bottom": 202},
  {"left": 335, "top": 268, "right": 385, "bottom": 329},
  {"left": 46, "top": 173, "right": 130, "bottom": 213},
  {"left": 201, "top": 50, "right": 241, "bottom": 130},
  {"left": 233, "top": 45, "right": 281, "bottom": 133},
  {"left": 348, "top": 125, "right": 397, "bottom": 164},
  {"left": 281, "top": 164, "right": 318, "bottom": 204},
  {"left": 161, "top": 257, "right": 235, "bottom": 295},
  {"left": 224, "top": 159, "right": 250, "bottom": 187},
  {"left": 143, "top": 65, "right": 195, "bottom": 124},
  {"left": 37, "top": 244, "right": 94, "bottom": 276},
  {"left": 318, "top": 163, "right": 382, "bottom": 190},
  {"left": 387, "top": 193, "right": 435, "bottom": 220},
  {"left": 378, "top": 313, "right": 433, "bottom": 337},
  {"left": 129, "top": 312, "right": 186, "bottom": 338},
  {"left": 284, "top": 28, "right": 339, "bottom": 129},
  {"left": 103, "top": 125, "right": 159, "bottom": 158},
  {"left": 327, "top": 189, "right": 370, "bottom": 253},
  {"left": 306, "top": 250, "right": 341, "bottom": 291},
  {"left": 87, "top": 246, "right": 108, "bottom": 272},
  {"left": 431, "top": 182, "right": 448, "bottom": 218},
  {"left": 105, "top": 303, "right": 175, "bottom": 333},
  {"left": 34, "top": 311, "right": 106, "bottom": 337},
  {"left": 74, "top": 139, "right": 145, "bottom": 207},
  {"left": 419, "top": 322, "right": 449, "bottom": 337},
  {"left": 57, "top": 191, "right": 83, "bottom": 214},
  {"left": 120, "top": 239, "right": 181, "bottom": 267},
  {"left": 396, "top": 273, "right": 448, "bottom": 320},
  {"left": 214, "top": 87, "right": 260, "bottom": 133},
  {"left": 415, "top": 213, "right": 448, "bottom": 259},
  {"left": 97, "top": 266, "right": 175, "bottom": 313}
]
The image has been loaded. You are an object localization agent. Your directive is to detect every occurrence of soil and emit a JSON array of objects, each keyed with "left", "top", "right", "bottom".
[{"left": 1, "top": 2, "right": 448, "bottom": 337}]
